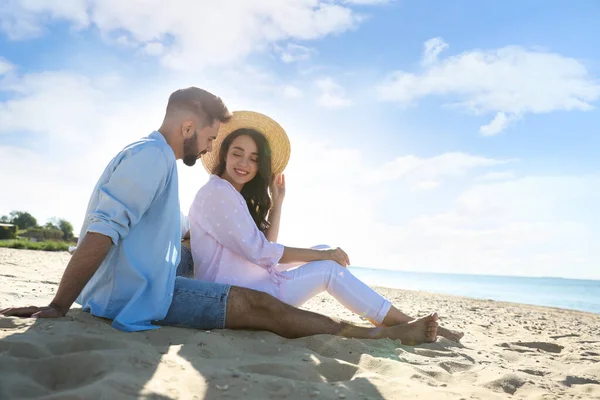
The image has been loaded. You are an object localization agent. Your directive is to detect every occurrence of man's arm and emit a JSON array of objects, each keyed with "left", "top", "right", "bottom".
[
  {"left": 0, "top": 232, "right": 112, "bottom": 318},
  {"left": 1, "top": 146, "right": 170, "bottom": 319}
]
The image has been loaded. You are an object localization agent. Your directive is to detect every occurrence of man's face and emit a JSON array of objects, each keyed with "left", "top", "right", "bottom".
[{"left": 182, "top": 120, "right": 220, "bottom": 166}]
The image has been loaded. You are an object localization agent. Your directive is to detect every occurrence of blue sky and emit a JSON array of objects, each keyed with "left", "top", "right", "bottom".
[{"left": 1, "top": 1, "right": 599, "bottom": 279}]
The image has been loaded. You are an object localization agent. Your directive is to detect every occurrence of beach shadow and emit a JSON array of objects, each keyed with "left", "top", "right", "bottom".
[
  {"left": 0, "top": 311, "right": 389, "bottom": 399},
  {"left": 143, "top": 327, "right": 389, "bottom": 399},
  {"left": 0, "top": 312, "right": 171, "bottom": 400}
]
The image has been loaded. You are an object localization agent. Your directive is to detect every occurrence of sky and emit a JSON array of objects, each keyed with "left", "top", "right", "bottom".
[{"left": 0, "top": 0, "right": 599, "bottom": 279}]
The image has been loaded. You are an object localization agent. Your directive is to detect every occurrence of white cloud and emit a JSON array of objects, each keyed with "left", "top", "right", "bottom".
[
  {"left": 422, "top": 37, "right": 448, "bottom": 65},
  {"left": 0, "top": 1, "right": 384, "bottom": 70},
  {"left": 0, "top": 0, "right": 89, "bottom": 40},
  {"left": 475, "top": 171, "right": 517, "bottom": 182},
  {"left": 479, "top": 111, "right": 515, "bottom": 136},
  {"left": 0, "top": 57, "right": 14, "bottom": 75},
  {"left": 0, "top": 71, "right": 118, "bottom": 144},
  {"left": 115, "top": 35, "right": 135, "bottom": 48},
  {"left": 279, "top": 43, "right": 317, "bottom": 63},
  {"left": 283, "top": 85, "right": 303, "bottom": 99},
  {"left": 368, "top": 152, "right": 512, "bottom": 189},
  {"left": 378, "top": 38, "right": 600, "bottom": 135},
  {"left": 342, "top": 0, "right": 391, "bottom": 4},
  {"left": 315, "top": 77, "right": 353, "bottom": 108},
  {"left": 142, "top": 42, "right": 165, "bottom": 56}
]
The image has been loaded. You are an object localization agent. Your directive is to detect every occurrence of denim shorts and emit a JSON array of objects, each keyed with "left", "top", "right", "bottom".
[
  {"left": 156, "top": 245, "right": 230, "bottom": 330},
  {"left": 175, "top": 244, "right": 194, "bottom": 278},
  {"left": 156, "top": 277, "right": 231, "bottom": 330}
]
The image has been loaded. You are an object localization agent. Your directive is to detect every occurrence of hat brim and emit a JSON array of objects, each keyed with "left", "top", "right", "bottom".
[{"left": 201, "top": 110, "right": 291, "bottom": 176}]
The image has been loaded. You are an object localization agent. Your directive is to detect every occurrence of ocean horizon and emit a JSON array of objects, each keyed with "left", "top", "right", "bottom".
[{"left": 348, "top": 267, "right": 600, "bottom": 315}]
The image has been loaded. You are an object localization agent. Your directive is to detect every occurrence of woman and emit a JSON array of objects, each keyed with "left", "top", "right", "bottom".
[{"left": 189, "top": 111, "right": 462, "bottom": 342}]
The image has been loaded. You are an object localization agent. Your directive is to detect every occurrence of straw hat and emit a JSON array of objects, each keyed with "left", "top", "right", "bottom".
[{"left": 201, "top": 110, "right": 291, "bottom": 175}]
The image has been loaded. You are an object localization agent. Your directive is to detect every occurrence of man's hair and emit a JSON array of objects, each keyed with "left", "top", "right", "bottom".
[{"left": 166, "top": 87, "right": 232, "bottom": 127}]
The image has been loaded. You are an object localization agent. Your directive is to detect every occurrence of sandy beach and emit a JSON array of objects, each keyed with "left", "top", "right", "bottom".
[{"left": 1, "top": 247, "right": 599, "bottom": 400}]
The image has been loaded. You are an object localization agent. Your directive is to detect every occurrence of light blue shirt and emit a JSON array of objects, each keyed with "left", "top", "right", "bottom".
[{"left": 75, "top": 131, "right": 181, "bottom": 332}]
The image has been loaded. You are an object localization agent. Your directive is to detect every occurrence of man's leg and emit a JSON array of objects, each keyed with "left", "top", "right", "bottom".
[
  {"left": 175, "top": 243, "right": 194, "bottom": 278},
  {"left": 157, "top": 278, "right": 438, "bottom": 344},
  {"left": 225, "top": 287, "right": 439, "bottom": 344}
]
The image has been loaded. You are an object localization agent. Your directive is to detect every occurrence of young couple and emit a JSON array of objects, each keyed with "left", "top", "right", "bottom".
[
  {"left": 0, "top": 87, "right": 457, "bottom": 345},
  {"left": 181, "top": 110, "right": 463, "bottom": 343}
]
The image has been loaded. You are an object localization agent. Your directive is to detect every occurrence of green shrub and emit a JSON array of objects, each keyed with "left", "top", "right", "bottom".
[
  {"left": 0, "top": 225, "right": 17, "bottom": 240},
  {"left": 0, "top": 240, "right": 69, "bottom": 252},
  {"left": 10, "top": 240, "right": 25, "bottom": 249},
  {"left": 22, "top": 227, "right": 64, "bottom": 241},
  {"left": 42, "top": 242, "right": 61, "bottom": 251}
]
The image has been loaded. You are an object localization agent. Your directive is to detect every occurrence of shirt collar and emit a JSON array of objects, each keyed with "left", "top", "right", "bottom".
[{"left": 149, "top": 131, "right": 176, "bottom": 161}]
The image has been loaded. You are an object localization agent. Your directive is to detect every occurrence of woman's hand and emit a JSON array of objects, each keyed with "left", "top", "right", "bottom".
[
  {"left": 324, "top": 247, "right": 351, "bottom": 267},
  {"left": 270, "top": 174, "right": 286, "bottom": 206}
]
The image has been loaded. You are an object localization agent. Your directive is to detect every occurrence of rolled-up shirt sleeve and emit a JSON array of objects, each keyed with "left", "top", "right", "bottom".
[
  {"left": 193, "top": 181, "right": 284, "bottom": 268},
  {"left": 87, "top": 146, "right": 169, "bottom": 245}
]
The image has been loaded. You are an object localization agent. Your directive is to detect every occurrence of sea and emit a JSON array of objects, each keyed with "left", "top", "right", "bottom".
[{"left": 348, "top": 267, "right": 600, "bottom": 315}]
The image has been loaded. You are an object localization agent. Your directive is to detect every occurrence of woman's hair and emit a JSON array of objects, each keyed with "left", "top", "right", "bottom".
[{"left": 213, "top": 128, "right": 273, "bottom": 232}]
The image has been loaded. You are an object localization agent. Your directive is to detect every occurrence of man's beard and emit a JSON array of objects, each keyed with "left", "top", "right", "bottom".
[{"left": 183, "top": 130, "right": 203, "bottom": 166}]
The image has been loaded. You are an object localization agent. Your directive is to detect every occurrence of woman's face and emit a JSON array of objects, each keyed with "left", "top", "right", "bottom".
[{"left": 223, "top": 135, "right": 259, "bottom": 189}]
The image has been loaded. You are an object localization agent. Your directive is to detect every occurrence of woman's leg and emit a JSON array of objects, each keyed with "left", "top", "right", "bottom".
[
  {"left": 278, "top": 261, "right": 463, "bottom": 341},
  {"left": 279, "top": 260, "right": 393, "bottom": 325},
  {"left": 378, "top": 307, "right": 464, "bottom": 342}
]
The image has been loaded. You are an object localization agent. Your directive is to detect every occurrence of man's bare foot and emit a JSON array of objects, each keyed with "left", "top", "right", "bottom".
[
  {"left": 378, "top": 313, "right": 438, "bottom": 345},
  {"left": 438, "top": 326, "right": 464, "bottom": 342}
]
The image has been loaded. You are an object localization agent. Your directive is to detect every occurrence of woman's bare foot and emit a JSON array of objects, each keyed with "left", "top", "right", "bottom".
[
  {"left": 378, "top": 313, "right": 438, "bottom": 345},
  {"left": 438, "top": 326, "right": 464, "bottom": 342}
]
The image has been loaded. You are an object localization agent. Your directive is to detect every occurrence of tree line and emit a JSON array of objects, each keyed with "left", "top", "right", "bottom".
[{"left": 0, "top": 211, "right": 74, "bottom": 241}]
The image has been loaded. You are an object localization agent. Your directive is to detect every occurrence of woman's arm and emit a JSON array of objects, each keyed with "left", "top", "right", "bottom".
[
  {"left": 193, "top": 178, "right": 350, "bottom": 269},
  {"left": 264, "top": 203, "right": 282, "bottom": 242},
  {"left": 280, "top": 246, "right": 350, "bottom": 267},
  {"left": 264, "top": 174, "right": 285, "bottom": 242},
  {"left": 192, "top": 180, "right": 285, "bottom": 268}
]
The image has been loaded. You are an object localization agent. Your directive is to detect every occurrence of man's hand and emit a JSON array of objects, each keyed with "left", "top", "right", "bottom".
[
  {"left": 0, "top": 232, "right": 113, "bottom": 322},
  {"left": 324, "top": 247, "right": 351, "bottom": 268},
  {"left": 0, "top": 303, "right": 67, "bottom": 319}
]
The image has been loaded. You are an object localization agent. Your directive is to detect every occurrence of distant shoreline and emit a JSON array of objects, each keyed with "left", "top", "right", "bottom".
[{"left": 349, "top": 266, "right": 600, "bottom": 282}]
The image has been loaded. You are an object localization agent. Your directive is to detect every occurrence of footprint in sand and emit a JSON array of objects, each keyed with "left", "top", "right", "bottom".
[
  {"left": 413, "top": 348, "right": 460, "bottom": 358},
  {"left": 0, "top": 334, "right": 145, "bottom": 400},
  {"left": 563, "top": 375, "right": 600, "bottom": 387},
  {"left": 238, "top": 360, "right": 359, "bottom": 383},
  {"left": 438, "top": 360, "right": 475, "bottom": 374},
  {"left": 0, "top": 351, "right": 113, "bottom": 398},
  {"left": 0, "top": 339, "right": 52, "bottom": 359},
  {"left": 0, "top": 317, "right": 32, "bottom": 330},
  {"left": 498, "top": 341, "right": 564, "bottom": 354},
  {"left": 483, "top": 373, "right": 526, "bottom": 395},
  {"left": 550, "top": 334, "right": 580, "bottom": 339},
  {"left": 48, "top": 336, "right": 129, "bottom": 355},
  {"left": 518, "top": 368, "right": 547, "bottom": 376}
]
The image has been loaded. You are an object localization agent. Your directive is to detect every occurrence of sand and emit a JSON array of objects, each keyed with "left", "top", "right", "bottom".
[{"left": 1, "top": 247, "right": 599, "bottom": 400}]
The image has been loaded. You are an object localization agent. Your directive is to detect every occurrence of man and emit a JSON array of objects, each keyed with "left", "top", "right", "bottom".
[{"left": 1, "top": 87, "right": 438, "bottom": 343}]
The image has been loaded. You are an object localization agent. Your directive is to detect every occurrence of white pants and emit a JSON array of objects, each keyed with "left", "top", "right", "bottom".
[{"left": 275, "top": 259, "right": 392, "bottom": 325}]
